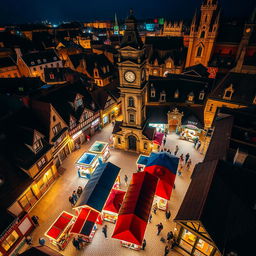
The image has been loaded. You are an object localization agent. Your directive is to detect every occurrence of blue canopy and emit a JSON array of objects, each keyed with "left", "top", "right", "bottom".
[
  {"left": 76, "top": 152, "right": 98, "bottom": 166},
  {"left": 75, "top": 162, "right": 120, "bottom": 212},
  {"left": 137, "top": 155, "right": 149, "bottom": 166}
]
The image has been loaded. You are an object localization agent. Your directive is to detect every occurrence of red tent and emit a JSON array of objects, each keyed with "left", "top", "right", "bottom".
[
  {"left": 70, "top": 208, "right": 99, "bottom": 237},
  {"left": 112, "top": 172, "right": 157, "bottom": 245},
  {"left": 103, "top": 189, "right": 126, "bottom": 213}
]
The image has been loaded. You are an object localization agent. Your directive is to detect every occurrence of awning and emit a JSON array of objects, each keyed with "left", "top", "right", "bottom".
[
  {"left": 74, "top": 162, "right": 120, "bottom": 211},
  {"left": 136, "top": 155, "right": 149, "bottom": 166},
  {"left": 153, "top": 132, "right": 164, "bottom": 145},
  {"left": 45, "top": 212, "right": 74, "bottom": 241},
  {"left": 103, "top": 189, "right": 126, "bottom": 214},
  {"left": 76, "top": 152, "right": 98, "bottom": 167},
  {"left": 182, "top": 114, "right": 203, "bottom": 129},
  {"left": 144, "top": 152, "right": 179, "bottom": 200},
  {"left": 88, "top": 141, "right": 108, "bottom": 154},
  {"left": 112, "top": 172, "right": 158, "bottom": 245},
  {"left": 70, "top": 208, "right": 99, "bottom": 237}
]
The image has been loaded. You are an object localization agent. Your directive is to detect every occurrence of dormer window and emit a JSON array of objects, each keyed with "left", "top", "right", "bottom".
[
  {"left": 102, "top": 66, "right": 106, "bottom": 73},
  {"left": 33, "top": 139, "right": 42, "bottom": 153},
  {"left": 197, "top": 46, "right": 203, "bottom": 57},
  {"left": 43, "top": 59, "right": 47, "bottom": 63},
  {"left": 223, "top": 84, "right": 234, "bottom": 100},
  {"left": 94, "top": 69, "right": 99, "bottom": 77},
  {"left": 52, "top": 123, "right": 61, "bottom": 135},
  {"left": 31, "top": 61, "right": 35, "bottom": 65},
  {"left": 160, "top": 90, "right": 166, "bottom": 102},
  {"left": 106, "top": 65, "right": 110, "bottom": 72},
  {"left": 53, "top": 57, "right": 57, "bottom": 61},
  {"left": 199, "top": 90, "right": 205, "bottom": 100},
  {"left": 187, "top": 92, "right": 194, "bottom": 102},
  {"left": 174, "top": 89, "right": 179, "bottom": 98},
  {"left": 37, "top": 59, "right": 41, "bottom": 64},
  {"left": 150, "top": 84, "right": 156, "bottom": 97},
  {"left": 75, "top": 98, "right": 83, "bottom": 108},
  {"left": 50, "top": 73, "right": 54, "bottom": 80}
]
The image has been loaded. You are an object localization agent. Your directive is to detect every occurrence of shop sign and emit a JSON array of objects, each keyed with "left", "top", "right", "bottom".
[
  {"left": 187, "top": 120, "right": 198, "bottom": 126},
  {"left": 72, "top": 130, "right": 82, "bottom": 140},
  {"left": 91, "top": 118, "right": 100, "bottom": 127}
]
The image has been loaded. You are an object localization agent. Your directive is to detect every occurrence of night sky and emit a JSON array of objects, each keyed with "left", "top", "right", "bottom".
[{"left": 0, "top": 0, "right": 255, "bottom": 24}]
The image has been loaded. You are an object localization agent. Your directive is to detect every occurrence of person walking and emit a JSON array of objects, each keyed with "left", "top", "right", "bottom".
[
  {"left": 186, "top": 159, "right": 192, "bottom": 170},
  {"left": 193, "top": 137, "right": 199, "bottom": 148},
  {"left": 165, "top": 210, "right": 171, "bottom": 221},
  {"left": 69, "top": 196, "right": 75, "bottom": 207},
  {"left": 148, "top": 214, "right": 152, "bottom": 223},
  {"left": 25, "top": 236, "right": 32, "bottom": 245},
  {"left": 167, "top": 231, "right": 174, "bottom": 242},
  {"left": 142, "top": 239, "right": 146, "bottom": 250},
  {"left": 178, "top": 164, "right": 183, "bottom": 176},
  {"left": 174, "top": 145, "right": 179, "bottom": 155},
  {"left": 164, "top": 245, "right": 170, "bottom": 256},
  {"left": 31, "top": 215, "right": 39, "bottom": 226},
  {"left": 39, "top": 237, "right": 46, "bottom": 246},
  {"left": 153, "top": 203, "right": 158, "bottom": 214},
  {"left": 124, "top": 175, "right": 128, "bottom": 186},
  {"left": 72, "top": 237, "right": 80, "bottom": 250},
  {"left": 163, "top": 137, "right": 166, "bottom": 146},
  {"left": 72, "top": 190, "right": 78, "bottom": 203},
  {"left": 156, "top": 222, "right": 163, "bottom": 235},
  {"left": 102, "top": 225, "right": 108, "bottom": 239},
  {"left": 185, "top": 153, "right": 190, "bottom": 163},
  {"left": 77, "top": 186, "right": 83, "bottom": 197},
  {"left": 78, "top": 236, "right": 86, "bottom": 249}
]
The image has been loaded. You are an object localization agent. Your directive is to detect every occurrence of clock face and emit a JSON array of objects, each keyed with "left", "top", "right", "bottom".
[
  {"left": 141, "top": 69, "right": 146, "bottom": 81},
  {"left": 124, "top": 71, "right": 136, "bottom": 83}
]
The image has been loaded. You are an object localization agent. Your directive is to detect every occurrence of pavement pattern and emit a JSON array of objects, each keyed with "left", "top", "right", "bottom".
[{"left": 22, "top": 124, "right": 204, "bottom": 256}]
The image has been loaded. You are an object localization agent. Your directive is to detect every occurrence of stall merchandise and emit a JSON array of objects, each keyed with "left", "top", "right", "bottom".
[
  {"left": 136, "top": 155, "right": 149, "bottom": 172},
  {"left": 102, "top": 189, "right": 126, "bottom": 223},
  {"left": 149, "top": 123, "right": 166, "bottom": 133},
  {"left": 88, "top": 141, "right": 110, "bottom": 162},
  {"left": 70, "top": 208, "right": 99, "bottom": 243},
  {"left": 112, "top": 172, "right": 158, "bottom": 249},
  {"left": 45, "top": 211, "right": 76, "bottom": 250},
  {"left": 144, "top": 152, "right": 179, "bottom": 210},
  {"left": 75, "top": 162, "right": 121, "bottom": 212},
  {"left": 180, "top": 125, "right": 200, "bottom": 142},
  {"left": 76, "top": 152, "right": 99, "bottom": 179}
]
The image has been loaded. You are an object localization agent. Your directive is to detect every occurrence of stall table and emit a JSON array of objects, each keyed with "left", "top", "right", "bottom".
[
  {"left": 76, "top": 152, "right": 99, "bottom": 179},
  {"left": 45, "top": 211, "right": 76, "bottom": 250},
  {"left": 88, "top": 141, "right": 110, "bottom": 162}
]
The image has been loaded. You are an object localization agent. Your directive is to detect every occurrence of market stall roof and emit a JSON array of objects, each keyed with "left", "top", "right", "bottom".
[
  {"left": 136, "top": 155, "right": 149, "bottom": 166},
  {"left": 19, "top": 246, "right": 64, "bottom": 256},
  {"left": 74, "top": 162, "right": 120, "bottom": 212},
  {"left": 112, "top": 172, "right": 157, "bottom": 245},
  {"left": 144, "top": 152, "right": 179, "bottom": 199},
  {"left": 103, "top": 189, "right": 126, "bottom": 213},
  {"left": 153, "top": 132, "right": 164, "bottom": 145},
  {"left": 88, "top": 141, "right": 108, "bottom": 154},
  {"left": 76, "top": 152, "right": 98, "bottom": 166},
  {"left": 45, "top": 212, "right": 75, "bottom": 241},
  {"left": 70, "top": 208, "right": 99, "bottom": 237}
]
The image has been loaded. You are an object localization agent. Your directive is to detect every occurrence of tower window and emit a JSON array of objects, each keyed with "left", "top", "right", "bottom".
[
  {"left": 205, "top": 15, "right": 208, "bottom": 22},
  {"left": 209, "top": 104, "right": 213, "bottom": 112},
  {"left": 160, "top": 90, "right": 166, "bottom": 102},
  {"left": 129, "top": 113, "right": 135, "bottom": 123},
  {"left": 197, "top": 46, "right": 203, "bottom": 57},
  {"left": 128, "top": 97, "right": 135, "bottom": 107},
  {"left": 117, "top": 137, "right": 121, "bottom": 144},
  {"left": 200, "top": 31, "right": 205, "bottom": 38}
]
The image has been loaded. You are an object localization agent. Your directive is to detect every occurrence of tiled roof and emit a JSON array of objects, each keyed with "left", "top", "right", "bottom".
[{"left": 0, "top": 56, "right": 16, "bottom": 68}]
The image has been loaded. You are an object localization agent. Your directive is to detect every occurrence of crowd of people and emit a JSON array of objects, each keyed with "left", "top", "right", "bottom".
[{"left": 68, "top": 186, "right": 83, "bottom": 207}]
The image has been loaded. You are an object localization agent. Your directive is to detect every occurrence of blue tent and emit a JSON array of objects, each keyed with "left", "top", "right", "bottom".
[{"left": 75, "top": 162, "right": 120, "bottom": 212}]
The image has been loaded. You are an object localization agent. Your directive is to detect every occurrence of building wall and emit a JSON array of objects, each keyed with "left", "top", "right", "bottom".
[
  {"left": 204, "top": 98, "right": 246, "bottom": 128},
  {"left": 0, "top": 66, "right": 21, "bottom": 78}
]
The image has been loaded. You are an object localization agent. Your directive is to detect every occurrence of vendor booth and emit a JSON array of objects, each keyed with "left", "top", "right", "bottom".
[
  {"left": 45, "top": 211, "right": 76, "bottom": 250},
  {"left": 102, "top": 189, "right": 126, "bottom": 223},
  {"left": 74, "top": 162, "right": 121, "bottom": 213},
  {"left": 149, "top": 123, "right": 166, "bottom": 133},
  {"left": 70, "top": 208, "right": 99, "bottom": 243},
  {"left": 112, "top": 172, "right": 158, "bottom": 250},
  {"left": 144, "top": 152, "right": 179, "bottom": 210},
  {"left": 152, "top": 132, "right": 164, "bottom": 151},
  {"left": 76, "top": 152, "right": 99, "bottom": 179},
  {"left": 136, "top": 155, "right": 149, "bottom": 172},
  {"left": 88, "top": 141, "right": 110, "bottom": 162}
]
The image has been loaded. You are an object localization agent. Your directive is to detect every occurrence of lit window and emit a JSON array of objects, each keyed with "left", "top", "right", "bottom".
[
  {"left": 153, "top": 69, "right": 158, "bottom": 76},
  {"left": 52, "top": 123, "right": 61, "bottom": 135},
  {"left": 50, "top": 73, "right": 54, "bottom": 79},
  {"left": 174, "top": 89, "right": 179, "bottom": 98},
  {"left": 129, "top": 113, "right": 135, "bottom": 123},
  {"left": 199, "top": 90, "right": 205, "bottom": 100},
  {"left": 37, "top": 156, "right": 47, "bottom": 169},
  {"left": 187, "top": 92, "right": 194, "bottom": 102},
  {"left": 197, "top": 46, "right": 202, "bottom": 57},
  {"left": 33, "top": 139, "right": 42, "bottom": 153},
  {"left": 37, "top": 59, "right": 41, "bottom": 64},
  {"left": 128, "top": 97, "right": 135, "bottom": 107},
  {"left": 1, "top": 231, "right": 19, "bottom": 251}
]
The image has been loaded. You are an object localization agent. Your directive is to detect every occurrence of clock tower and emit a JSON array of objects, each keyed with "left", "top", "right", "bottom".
[{"left": 113, "top": 10, "right": 152, "bottom": 153}]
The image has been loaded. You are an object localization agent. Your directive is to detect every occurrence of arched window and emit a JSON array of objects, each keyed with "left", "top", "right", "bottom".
[
  {"left": 200, "top": 31, "right": 205, "bottom": 38},
  {"left": 205, "top": 15, "right": 208, "bottom": 22},
  {"left": 129, "top": 113, "right": 135, "bottom": 123},
  {"left": 128, "top": 97, "right": 135, "bottom": 107},
  {"left": 144, "top": 143, "right": 148, "bottom": 150},
  {"left": 197, "top": 46, "right": 203, "bottom": 57}
]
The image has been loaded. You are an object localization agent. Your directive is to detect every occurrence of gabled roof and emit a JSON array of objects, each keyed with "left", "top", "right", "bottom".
[
  {"left": 209, "top": 72, "right": 256, "bottom": 105},
  {"left": 21, "top": 49, "right": 60, "bottom": 66},
  {"left": 183, "top": 64, "right": 209, "bottom": 78},
  {"left": 0, "top": 56, "right": 17, "bottom": 68}
]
